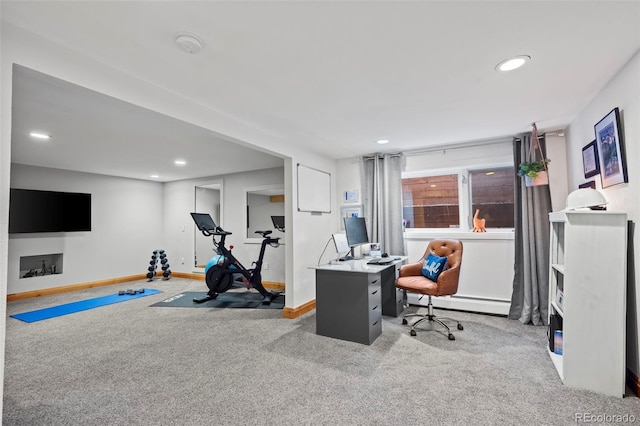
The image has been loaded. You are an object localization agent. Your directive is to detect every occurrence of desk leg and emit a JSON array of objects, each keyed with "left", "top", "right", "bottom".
[{"left": 381, "top": 266, "right": 404, "bottom": 317}]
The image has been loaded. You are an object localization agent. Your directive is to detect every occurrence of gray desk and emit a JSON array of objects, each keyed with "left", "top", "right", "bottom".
[{"left": 312, "top": 257, "right": 407, "bottom": 345}]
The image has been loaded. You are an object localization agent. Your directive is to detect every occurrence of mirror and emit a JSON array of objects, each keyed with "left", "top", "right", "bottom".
[
  {"left": 245, "top": 185, "right": 285, "bottom": 242},
  {"left": 194, "top": 182, "right": 222, "bottom": 269}
]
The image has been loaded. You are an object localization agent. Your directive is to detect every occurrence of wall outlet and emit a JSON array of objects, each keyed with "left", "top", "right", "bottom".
[{"left": 263, "top": 262, "right": 269, "bottom": 270}]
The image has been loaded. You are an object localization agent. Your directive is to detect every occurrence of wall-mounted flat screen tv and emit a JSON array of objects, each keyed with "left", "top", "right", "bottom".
[{"left": 9, "top": 188, "right": 92, "bottom": 233}]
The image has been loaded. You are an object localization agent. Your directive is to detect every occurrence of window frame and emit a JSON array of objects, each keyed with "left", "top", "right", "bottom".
[{"left": 402, "top": 162, "right": 514, "bottom": 233}]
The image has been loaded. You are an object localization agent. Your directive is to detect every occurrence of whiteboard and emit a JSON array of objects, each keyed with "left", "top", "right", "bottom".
[{"left": 297, "top": 164, "right": 331, "bottom": 213}]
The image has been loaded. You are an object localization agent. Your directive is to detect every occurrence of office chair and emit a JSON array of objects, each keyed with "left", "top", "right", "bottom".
[{"left": 395, "top": 239, "right": 463, "bottom": 340}]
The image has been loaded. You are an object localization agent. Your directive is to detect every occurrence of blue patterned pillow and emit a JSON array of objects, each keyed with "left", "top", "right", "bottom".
[{"left": 421, "top": 253, "right": 449, "bottom": 281}]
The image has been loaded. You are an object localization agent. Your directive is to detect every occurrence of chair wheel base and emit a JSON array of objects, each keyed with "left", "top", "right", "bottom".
[
  {"left": 410, "top": 329, "right": 417, "bottom": 336},
  {"left": 457, "top": 324, "right": 464, "bottom": 330},
  {"left": 402, "top": 319, "right": 408, "bottom": 325},
  {"left": 448, "top": 334, "right": 455, "bottom": 340}
]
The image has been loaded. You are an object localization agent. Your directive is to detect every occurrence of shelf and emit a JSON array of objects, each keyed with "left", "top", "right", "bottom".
[
  {"left": 547, "top": 210, "right": 627, "bottom": 397},
  {"left": 550, "top": 301, "right": 564, "bottom": 317},
  {"left": 19, "top": 253, "right": 63, "bottom": 279},
  {"left": 548, "top": 348, "right": 564, "bottom": 380}
]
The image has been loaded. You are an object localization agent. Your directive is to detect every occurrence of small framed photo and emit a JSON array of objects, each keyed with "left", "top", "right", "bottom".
[
  {"left": 595, "top": 107, "right": 628, "bottom": 188},
  {"left": 581, "top": 140, "right": 600, "bottom": 178},
  {"left": 343, "top": 190, "right": 359, "bottom": 203},
  {"left": 340, "top": 205, "right": 363, "bottom": 229},
  {"left": 579, "top": 181, "right": 596, "bottom": 190}
]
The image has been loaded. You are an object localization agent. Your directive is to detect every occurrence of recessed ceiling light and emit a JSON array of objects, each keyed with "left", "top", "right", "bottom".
[
  {"left": 495, "top": 55, "right": 531, "bottom": 72},
  {"left": 376, "top": 139, "right": 389, "bottom": 145},
  {"left": 150, "top": 174, "right": 160, "bottom": 179},
  {"left": 30, "top": 132, "right": 51, "bottom": 140},
  {"left": 174, "top": 160, "right": 187, "bottom": 166}
]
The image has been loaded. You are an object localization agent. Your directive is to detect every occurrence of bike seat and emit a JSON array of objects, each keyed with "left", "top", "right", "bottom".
[{"left": 255, "top": 230, "right": 272, "bottom": 237}]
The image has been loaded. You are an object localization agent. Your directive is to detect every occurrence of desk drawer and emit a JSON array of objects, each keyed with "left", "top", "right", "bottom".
[
  {"left": 369, "top": 302, "right": 381, "bottom": 322},
  {"left": 368, "top": 283, "right": 381, "bottom": 307},
  {"left": 369, "top": 307, "right": 382, "bottom": 341}
]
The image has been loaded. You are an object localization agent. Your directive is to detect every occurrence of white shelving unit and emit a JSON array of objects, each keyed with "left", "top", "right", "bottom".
[{"left": 548, "top": 210, "right": 627, "bottom": 397}]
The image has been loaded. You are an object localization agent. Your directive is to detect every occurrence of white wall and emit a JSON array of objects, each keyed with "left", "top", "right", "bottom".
[
  {"left": 247, "top": 193, "right": 284, "bottom": 238},
  {"left": 163, "top": 167, "right": 286, "bottom": 283},
  {"left": 336, "top": 144, "right": 517, "bottom": 314},
  {"left": 565, "top": 49, "right": 640, "bottom": 376},
  {"left": 8, "top": 164, "right": 163, "bottom": 294},
  {"left": 0, "top": 23, "right": 337, "bottom": 411},
  {"left": 404, "top": 139, "right": 513, "bottom": 172},
  {"left": 194, "top": 187, "right": 220, "bottom": 267},
  {"left": 546, "top": 134, "right": 570, "bottom": 212},
  {"left": 288, "top": 155, "right": 337, "bottom": 308},
  {"left": 335, "top": 139, "right": 569, "bottom": 315}
]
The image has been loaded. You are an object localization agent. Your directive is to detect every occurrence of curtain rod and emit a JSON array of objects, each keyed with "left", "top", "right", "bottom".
[
  {"left": 514, "top": 130, "right": 565, "bottom": 142},
  {"left": 362, "top": 152, "right": 403, "bottom": 160},
  {"left": 403, "top": 136, "right": 512, "bottom": 157}
]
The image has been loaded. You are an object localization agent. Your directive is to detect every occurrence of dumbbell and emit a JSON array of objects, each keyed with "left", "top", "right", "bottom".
[
  {"left": 146, "top": 272, "right": 154, "bottom": 279},
  {"left": 161, "top": 264, "right": 170, "bottom": 271}
]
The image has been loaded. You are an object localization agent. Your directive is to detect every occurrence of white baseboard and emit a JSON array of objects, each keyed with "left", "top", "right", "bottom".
[{"left": 407, "top": 293, "right": 510, "bottom": 316}]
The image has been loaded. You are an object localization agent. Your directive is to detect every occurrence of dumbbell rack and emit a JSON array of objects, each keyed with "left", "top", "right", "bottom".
[{"left": 147, "top": 249, "right": 171, "bottom": 281}]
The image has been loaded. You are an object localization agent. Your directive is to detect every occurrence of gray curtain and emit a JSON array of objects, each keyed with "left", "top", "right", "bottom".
[
  {"left": 361, "top": 153, "right": 405, "bottom": 256},
  {"left": 509, "top": 133, "right": 552, "bottom": 325}
]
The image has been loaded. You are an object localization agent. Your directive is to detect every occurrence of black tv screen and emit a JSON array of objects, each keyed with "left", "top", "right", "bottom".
[{"left": 9, "top": 188, "right": 91, "bottom": 233}]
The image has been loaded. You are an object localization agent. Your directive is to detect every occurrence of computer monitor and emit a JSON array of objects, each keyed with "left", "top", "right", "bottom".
[
  {"left": 343, "top": 217, "right": 369, "bottom": 260},
  {"left": 271, "top": 215, "right": 285, "bottom": 232},
  {"left": 190, "top": 212, "right": 217, "bottom": 232}
]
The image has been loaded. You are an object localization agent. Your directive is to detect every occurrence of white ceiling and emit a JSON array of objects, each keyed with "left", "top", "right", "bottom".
[{"left": 4, "top": 1, "right": 640, "bottom": 182}]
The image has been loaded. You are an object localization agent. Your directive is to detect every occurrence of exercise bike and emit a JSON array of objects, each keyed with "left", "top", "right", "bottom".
[{"left": 190, "top": 212, "right": 281, "bottom": 305}]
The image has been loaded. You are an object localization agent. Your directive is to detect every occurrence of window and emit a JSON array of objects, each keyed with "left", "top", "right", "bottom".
[
  {"left": 402, "top": 166, "right": 515, "bottom": 230},
  {"left": 470, "top": 168, "right": 515, "bottom": 228},
  {"left": 402, "top": 174, "right": 459, "bottom": 229}
]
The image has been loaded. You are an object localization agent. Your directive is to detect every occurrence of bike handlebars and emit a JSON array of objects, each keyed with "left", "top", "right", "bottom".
[
  {"left": 201, "top": 227, "right": 277, "bottom": 241},
  {"left": 202, "top": 227, "right": 232, "bottom": 237}
]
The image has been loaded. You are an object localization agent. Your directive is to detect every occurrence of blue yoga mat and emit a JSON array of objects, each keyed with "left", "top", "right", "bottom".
[{"left": 11, "top": 288, "right": 161, "bottom": 323}]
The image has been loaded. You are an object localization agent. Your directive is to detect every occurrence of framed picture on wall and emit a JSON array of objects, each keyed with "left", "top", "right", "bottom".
[
  {"left": 581, "top": 140, "right": 600, "bottom": 178},
  {"left": 579, "top": 181, "right": 596, "bottom": 190},
  {"left": 594, "top": 107, "right": 628, "bottom": 188},
  {"left": 340, "top": 205, "right": 363, "bottom": 229}
]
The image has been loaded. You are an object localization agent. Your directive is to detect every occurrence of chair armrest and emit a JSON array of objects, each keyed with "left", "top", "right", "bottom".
[
  {"left": 399, "top": 261, "right": 424, "bottom": 277},
  {"left": 437, "top": 265, "right": 461, "bottom": 296}
]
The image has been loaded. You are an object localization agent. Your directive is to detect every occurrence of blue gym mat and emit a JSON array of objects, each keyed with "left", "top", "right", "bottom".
[{"left": 10, "top": 288, "right": 161, "bottom": 323}]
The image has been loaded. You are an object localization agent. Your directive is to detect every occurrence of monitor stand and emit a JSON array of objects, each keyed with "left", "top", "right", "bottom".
[{"left": 338, "top": 247, "right": 359, "bottom": 261}]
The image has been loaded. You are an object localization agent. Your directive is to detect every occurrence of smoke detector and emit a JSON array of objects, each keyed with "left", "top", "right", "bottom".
[{"left": 175, "top": 32, "right": 203, "bottom": 54}]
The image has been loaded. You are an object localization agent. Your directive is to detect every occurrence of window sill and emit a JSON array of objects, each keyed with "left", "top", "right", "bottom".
[{"left": 404, "top": 229, "right": 514, "bottom": 240}]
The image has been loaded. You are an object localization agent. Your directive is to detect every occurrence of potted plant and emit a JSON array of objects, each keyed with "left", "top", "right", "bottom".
[{"left": 518, "top": 158, "right": 550, "bottom": 187}]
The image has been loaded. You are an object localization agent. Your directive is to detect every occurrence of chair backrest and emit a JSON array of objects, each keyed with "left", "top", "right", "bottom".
[
  {"left": 422, "top": 239, "right": 463, "bottom": 270},
  {"left": 422, "top": 239, "right": 463, "bottom": 296}
]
